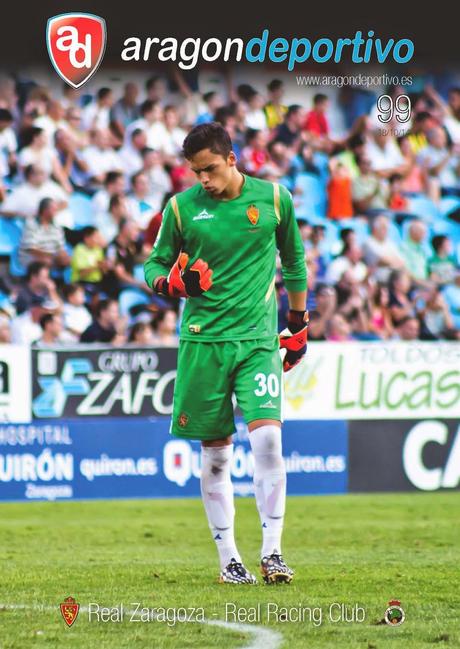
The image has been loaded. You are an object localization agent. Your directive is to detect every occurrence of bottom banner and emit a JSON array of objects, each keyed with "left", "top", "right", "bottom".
[
  {"left": 349, "top": 419, "right": 460, "bottom": 492},
  {"left": 0, "top": 419, "right": 348, "bottom": 501}
]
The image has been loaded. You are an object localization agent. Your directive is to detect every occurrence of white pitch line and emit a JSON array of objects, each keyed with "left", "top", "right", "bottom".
[{"left": 0, "top": 603, "right": 283, "bottom": 649}]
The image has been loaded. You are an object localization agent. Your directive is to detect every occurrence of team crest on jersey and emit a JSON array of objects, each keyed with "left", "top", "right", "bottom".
[
  {"left": 46, "top": 13, "right": 106, "bottom": 88},
  {"left": 178, "top": 413, "right": 189, "bottom": 428},
  {"left": 246, "top": 204, "right": 259, "bottom": 225}
]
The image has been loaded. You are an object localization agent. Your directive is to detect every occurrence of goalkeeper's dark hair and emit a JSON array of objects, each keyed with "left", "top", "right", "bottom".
[{"left": 182, "top": 122, "right": 232, "bottom": 160}]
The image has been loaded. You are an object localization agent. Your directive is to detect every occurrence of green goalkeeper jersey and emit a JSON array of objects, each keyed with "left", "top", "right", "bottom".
[{"left": 144, "top": 174, "right": 307, "bottom": 341}]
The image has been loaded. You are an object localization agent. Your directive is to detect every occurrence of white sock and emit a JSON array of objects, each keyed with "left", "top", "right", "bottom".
[
  {"left": 249, "top": 425, "right": 286, "bottom": 558},
  {"left": 200, "top": 444, "right": 241, "bottom": 570}
]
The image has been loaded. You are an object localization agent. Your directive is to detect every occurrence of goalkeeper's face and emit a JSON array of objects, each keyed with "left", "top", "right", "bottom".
[{"left": 189, "top": 148, "right": 237, "bottom": 197}]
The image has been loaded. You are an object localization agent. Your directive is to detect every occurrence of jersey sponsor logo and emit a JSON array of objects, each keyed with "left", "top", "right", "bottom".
[
  {"left": 188, "top": 324, "right": 201, "bottom": 334},
  {"left": 259, "top": 400, "right": 278, "bottom": 409},
  {"left": 246, "top": 204, "right": 260, "bottom": 226},
  {"left": 46, "top": 13, "right": 106, "bottom": 88},
  {"left": 192, "top": 209, "right": 215, "bottom": 221}
]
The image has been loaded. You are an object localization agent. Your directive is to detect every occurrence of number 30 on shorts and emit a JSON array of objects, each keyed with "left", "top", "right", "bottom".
[{"left": 254, "top": 372, "right": 280, "bottom": 397}]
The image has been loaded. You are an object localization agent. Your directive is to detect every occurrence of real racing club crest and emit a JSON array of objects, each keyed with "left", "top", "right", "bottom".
[
  {"left": 60, "top": 596, "right": 80, "bottom": 627},
  {"left": 246, "top": 204, "right": 259, "bottom": 226},
  {"left": 46, "top": 13, "right": 106, "bottom": 88}
]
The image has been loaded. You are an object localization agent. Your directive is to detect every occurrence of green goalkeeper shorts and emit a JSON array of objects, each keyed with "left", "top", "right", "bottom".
[{"left": 170, "top": 336, "right": 283, "bottom": 441}]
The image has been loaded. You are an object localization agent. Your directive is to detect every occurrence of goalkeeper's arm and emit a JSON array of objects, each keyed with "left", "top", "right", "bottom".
[{"left": 143, "top": 198, "right": 213, "bottom": 298}]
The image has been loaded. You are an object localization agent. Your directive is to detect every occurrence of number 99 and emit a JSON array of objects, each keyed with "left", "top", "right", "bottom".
[{"left": 377, "top": 94, "right": 411, "bottom": 124}]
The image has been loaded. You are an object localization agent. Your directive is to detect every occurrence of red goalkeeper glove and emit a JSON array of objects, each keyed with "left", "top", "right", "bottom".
[
  {"left": 279, "top": 309, "right": 309, "bottom": 372},
  {"left": 154, "top": 252, "right": 213, "bottom": 298}
]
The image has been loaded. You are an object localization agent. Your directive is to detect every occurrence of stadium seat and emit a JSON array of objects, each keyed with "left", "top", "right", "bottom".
[
  {"left": 68, "top": 192, "right": 94, "bottom": 229},
  {"left": 119, "top": 289, "right": 149, "bottom": 319},
  {"left": 0, "top": 218, "right": 22, "bottom": 256},
  {"left": 293, "top": 173, "right": 327, "bottom": 219},
  {"left": 440, "top": 196, "right": 460, "bottom": 219},
  {"left": 408, "top": 195, "right": 440, "bottom": 223},
  {"left": 9, "top": 246, "right": 26, "bottom": 277}
]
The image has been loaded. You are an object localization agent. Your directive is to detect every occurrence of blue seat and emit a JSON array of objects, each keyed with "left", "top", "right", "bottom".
[
  {"left": 0, "top": 218, "right": 22, "bottom": 256},
  {"left": 408, "top": 195, "right": 440, "bottom": 222},
  {"left": 293, "top": 173, "right": 327, "bottom": 219},
  {"left": 440, "top": 196, "right": 460, "bottom": 218},
  {"left": 69, "top": 192, "right": 94, "bottom": 229},
  {"left": 118, "top": 289, "right": 149, "bottom": 318},
  {"left": 9, "top": 246, "right": 26, "bottom": 277}
]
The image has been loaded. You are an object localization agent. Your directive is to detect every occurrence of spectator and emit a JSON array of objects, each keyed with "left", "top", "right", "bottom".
[
  {"left": 18, "top": 126, "right": 71, "bottom": 192},
  {"left": 304, "top": 93, "right": 331, "bottom": 151},
  {"left": 388, "top": 269, "right": 416, "bottom": 325},
  {"left": 54, "top": 128, "right": 89, "bottom": 198},
  {"left": 0, "top": 314, "right": 11, "bottom": 343},
  {"left": 35, "top": 312, "right": 64, "bottom": 346},
  {"left": 443, "top": 270, "right": 460, "bottom": 329},
  {"left": 18, "top": 198, "right": 70, "bottom": 270},
  {"left": 128, "top": 321, "right": 155, "bottom": 345},
  {"left": 110, "top": 82, "right": 139, "bottom": 139},
  {"left": 141, "top": 148, "right": 173, "bottom": 211},
  {"left": 421, "top": 286, "right": 455, "bottom": 339},
  {"left": 145, "top": 76, "right": 167, "bottom": 104},
  {"left": 429, "top": 235, "right": 458, "bottom": 285},
  {"left": 327, "top": 161, "right": 353, "bottom": 219},
  {"left": 326, "top": 313, "right": 355, "bottom": 341},
  {"left": 238, "top": 86, "right": 266, "bottom": 131},
  {"left": 388, "top": 173, "right": 410, "bottom": 213},
  {"left": 106, "top": 219, "right": 149, "bottom": 296},
  {"left": 418, "top": 126, "right": 460, "bottom": 201},
  {"left": 275, "top": 105, "right": 304, "bottom": 148},
  {"left": 11, "top": 298, "right": 58, "bottom": 345},
  {"left": 0, "top": 164, "right": 71, "bottom": 227},
  {"left": 0, "top": 108, "right": 17, "bottom": 180},
  {"left": 362, "top": 215, "right": 405, "bottom": 282},
  {"left": 151, "top": 309, "right": 179, "bottom": 346},
  {"left": 34, "top": 100, "right": 66, "bottom": 141},
  {"left": 352, "top": 155, "right": 389, "bottom": 215},
  {"left": 366, "top": 129, "right": 406, "bottom": 178},
  {"left": 119, "top": 128, "right": 147, "bottom": 178},
  {"left": 95, "top": 193, "right": 131, "bottom": 244},
  {"left": 264, "top": 79, "right": 287, "bottom": 130},
  {"left": 161, "top": 105, "right": 188, "bottom": 160},
  {"left": 62, "top": 284, "right": 92, "bottom": 342},
  {"left": 398, "top": 135, "right": 426, "bottom": 194},
  {"left": 195, "top": 92, "right": 223, "bottom": 125},
  {"left": 70, "top": 226, "right": 108, "bottom": 293},
  {"left": 308, "top": 284, "right": 337, "bottom": 340},
  {"left": 127, "top": 171, "right": 157, "bottom": 228},
  {"left": 81, "top": 87, "right": 114, "bottom": 131},
  {"left": 80, "top": 128, "right": 123, "bottom": 188},
  {"left": 91, "top": 170, "right": 125, "bottom": 215},
  {"left": 80, "top": 299, "right": 126, "bottom": 344},
  {"left": 368, "top": 284, "right": 393, "bottom": 339},
  {"left": 241, "top": 129, "right": 270, "bottom": 174},
  {"left": 326, "top": 243, "right": 367, "bottom": 284},
  {"left": 394, "top": 315, "right": 420, "bottom": 341},
  {"left": 402, "top": 220, "right": 430, "bottom": 285},
  {"left": 15, "top": 261, "right": 61, "bottom": 315}
]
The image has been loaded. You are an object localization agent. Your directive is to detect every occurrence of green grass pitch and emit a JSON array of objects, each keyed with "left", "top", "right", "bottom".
[{"left": 0, "top": 492, "right": 458, "bottom": 648}]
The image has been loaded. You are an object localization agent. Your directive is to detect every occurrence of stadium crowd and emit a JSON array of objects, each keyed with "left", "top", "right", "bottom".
[{"left": 0, "top": 72, "right": 459, "bottom": 346}]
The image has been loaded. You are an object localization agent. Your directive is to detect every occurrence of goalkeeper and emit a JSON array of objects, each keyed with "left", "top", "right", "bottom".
[{"left": 144, "top": 123, "right": 307, "bottom": 585}]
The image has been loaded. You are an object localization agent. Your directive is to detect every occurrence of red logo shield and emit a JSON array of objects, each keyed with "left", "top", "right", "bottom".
[
  {"left": 46, "top": 13, "right": 106, "bottom": 88},
  {"left": 246, "top": 205, "right": 259, "bottom": 226},
  {"left": 60, "top": 596, "right": 79, "bottom": 627}
]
